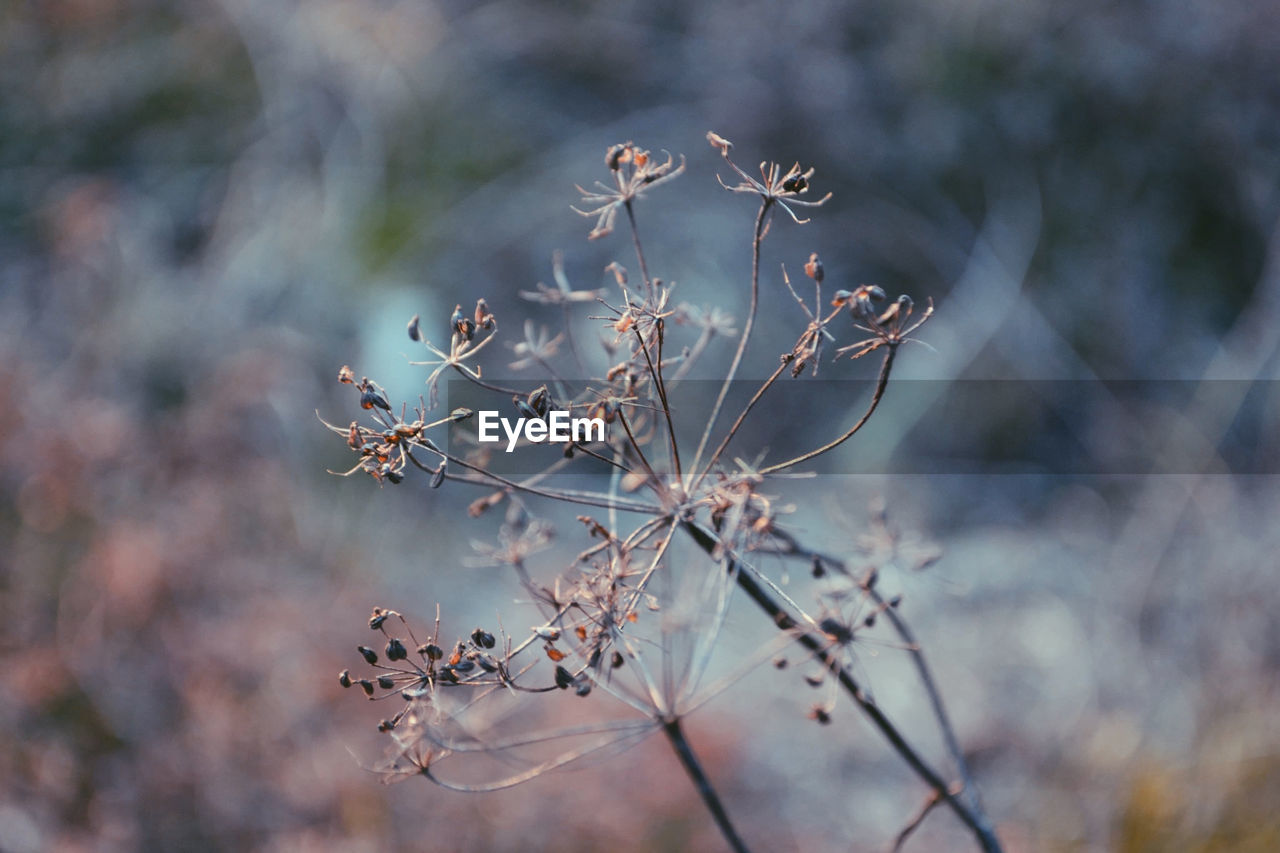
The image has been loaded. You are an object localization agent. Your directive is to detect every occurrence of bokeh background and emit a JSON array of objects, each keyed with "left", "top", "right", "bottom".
[{"left": 3, "top": 1, "right": 1279, "bottom": 850}]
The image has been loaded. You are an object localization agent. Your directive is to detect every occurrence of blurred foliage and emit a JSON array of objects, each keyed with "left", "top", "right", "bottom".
[{"left": 2, "top": 0, "right": 1279, "bottom": 850}]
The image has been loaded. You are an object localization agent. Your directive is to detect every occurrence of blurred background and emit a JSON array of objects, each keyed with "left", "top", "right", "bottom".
[{"left": 3, "top": 0, "right": 1279, "bottom": 850}]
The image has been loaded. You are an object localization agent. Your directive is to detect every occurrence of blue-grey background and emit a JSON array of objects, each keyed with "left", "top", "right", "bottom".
[{"left": 3, "top": 1, "right": 1278, "bottom": 850}]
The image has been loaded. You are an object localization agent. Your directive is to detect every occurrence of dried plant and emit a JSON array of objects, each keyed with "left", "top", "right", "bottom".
[{"left": 321, "top": 134, "right": 1002, "bottom": 852}]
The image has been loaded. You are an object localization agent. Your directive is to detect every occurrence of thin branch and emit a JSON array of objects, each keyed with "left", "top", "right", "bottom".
[
  {"left": 759, "top": 345, "right": 896, "bottom": 475},
  {"left": 763, "top": 530, "right": 993, "bottom": 840},
  {"left": 688, "top": 199, "right": 772, "bottom": 487},
  {"left": 891, "top": 788, "right": 945, "bottom": 853},
  {"left": 696, "top": 359, "right": 788, "bottom": 489},
  {"left": 662, "top": 719, "right": 752, "bottom": 853},
  {"left": 635, "top": 322, "right": 682, "bottom": 481},
  {"left": 681, "top": 521, "right": 1003, "bottom": 853}
]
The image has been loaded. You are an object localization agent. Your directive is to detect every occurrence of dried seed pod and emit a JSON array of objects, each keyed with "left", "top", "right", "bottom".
[
  {"left": 377, "top": 675, "right": 395, "bottom": 690},
  {"left": 811, "top": 557, "right": 825, "bottom": 579},
  {"left": 804, "top": 252, "right": 824, "bottom": 283},
  {"left": 605, "top": 143, "right": 629, "bottom": 171},
  {"left": 359, "top": 679, "right": 374, "bottom": 696},
  {"left": 889, "top": 594, "right": 903, "bottom": 608},
  {"left": 706, "top": 131, "right": 733, "bottom": 154},
  {"left": 545, "top": 646, "right": 566, "bottom": 662},
  {"left": 573, "top": 675, "right": 592, "bottom": 697},
  {"left": 474, "top": 298, "right": 495, "bottom": 330},
  {"left": 471, "top": 628, "right": 496, "bottom": 649},
  {"left": 527, "top": 385, "right": 550, "bottom": 418},
  {"left": 346, "top": 422, "right": 361, "bottom": 450},
  {"left": 450, "top": 407, "right": 473, "bottom": 422},
  {"left": 430, "top": 462, "right": 446, "bottom": 489},
  {"left": 407, "top": 314, "right": 421, "bottom": 342},
  {"left": 452, "top": 659, "right": 475, "bottom": 674},
  {"left": 554, "top": 666, "right": 574, "bottom": 690},
  {"left": 513, "top": 396, "right": 541, "bottom": 421},
  {"left": 420, "top": 643, "right": 443, "bottom": 661},
  {"left": 378, "top": 719, "right": 396, "bottom": 732},
  {"left": 782, "top": 173, "right": 808, "bottom": 193},
  {"left": 809, "top": 706, "right": 832, "bottom": 725},
  {"left": 819, "top": 618, "right": 853, "bottom": 645},
  {"left": 863, "top": 613, "right": 877, "bottom": 628},
  {"left": 360, "top": 387, "right": 391, "bottom": 411},
  {"left": 369, "top": 609, "right": 388, "bottom": 630},
  {"left": 773, "top": 657, "right": 788, "bottom": 670},
  {"left": 611, "top": 651, "right": 625, "bottom": 669},
  {"left": 474, "top": 654, "right": 499, "bottom": 673},
  {"left": 386, "top": 638, "right": 408, "bottom": 661},
  {"left": 358, "top": 646, "right": 378, "bottom": 665},
  {"left": 338, "top": 365, "right": 356, "bottom": 384},
  {"left": 384, "top": 468, "right": 403, "bottom": 485},
  {"left": 451, "top": 305, "right": 475, "bottom": 341},
  {"left": 804, "top": 672, "right": 825, "bottom": 688},
  {"left": 339, "top": 669, "right": 353, "bottom": 688}
]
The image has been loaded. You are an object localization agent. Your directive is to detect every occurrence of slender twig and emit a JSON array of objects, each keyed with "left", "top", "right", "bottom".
[
  {"left": 697, "top": 359, "right": 788, "bottom": 487},
  {"left": 635, "top": 323, "right": 682, "bottom": 481},
  {"left": 681, "top": 521, "right": 1003, "bottom": 853},
  {"left": 662, "top": 719, "right": 752, "bottom": 853},
  {"left": 759, "top": 345, "right": 896, "bottom": 475},
  {"left": 761, "top": 530, "right": 994, "bottom": 840},
  {"left": 407, "top": 448, "right": 661, "bottom": 514},
  {"left": 891, "top": 788, "right": 946, "bottom": 853},
  {"left": 624, "top": 200, "right": 653, "bottom": 300},
  {"left": 688, "top": 199, "right": 772, "bottom": 486}
]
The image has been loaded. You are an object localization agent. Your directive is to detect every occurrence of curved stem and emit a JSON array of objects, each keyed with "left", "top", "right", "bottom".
[
  {"left": 697, "top": 359, "right": 788, "bottom": 487},
  {"left": 759, "top": 344, "right": 895, "bottom": 475},
  {"left": 681, "top": 521, "right": 1003, "bottom": 853},
  {"left": 689, "top": 199, "right": 772, "bottom": 486},
  {"left": 624, "top": 200, "right": 652, "bottom": 299},
  {"left": 662, "top": 719, "right": 752, "bottom": 853}
]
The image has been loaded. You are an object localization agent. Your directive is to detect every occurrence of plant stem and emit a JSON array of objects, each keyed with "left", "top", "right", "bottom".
[
  {"left": 662, "top": 719, "right": 752, "bottom": 853},
  {"left": 759, "top": 344, "right": 896, "bottom": 475},
  {"left": 681, "top": 521, "right": 1003, "bottom": 853},
  {"left": 688, "top": 199, "right": 772, "bottom": 486}
]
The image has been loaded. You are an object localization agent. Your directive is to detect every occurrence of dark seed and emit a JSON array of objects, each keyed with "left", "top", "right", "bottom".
[
  {"left": 378, "top": 719, "right": 396, "bottom": 732},
  {"left": 386, "top": 638, "right": 407, "bottom": 661},
  {"left": 407, "top": 314, "right": 421, "bottom": 342},
  {"left": 377, "top": 675, "right": 395, "bottom": 690},
  {"left": 358, "top": 646, "right": 378, "bottom": 665},
  {"left": 611, "top": 651, "right": 625, "bottom": 669},
  {"left": 360, "top": 389, "right": 391, "bottom": 411},
  {"left": 430, "top": 463, "right": 446, "bottom": 489},
  {"left": 554, "top": 666, "right": 573, "bottom": 689},
  {"left": 369, "top": 610, "right": 388, "bottom": 630},
  {"left": 471, "top": 628, "right": 496, "bottom": 649},
  {"left": 359, "top": 679, "right": 374, "bottom": 696},
  {"left": 339, "top": 669, "right": 352, "bottom": 688},
  {"left": 421, "top": 643, "right": 443, "bottom": 661}
]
